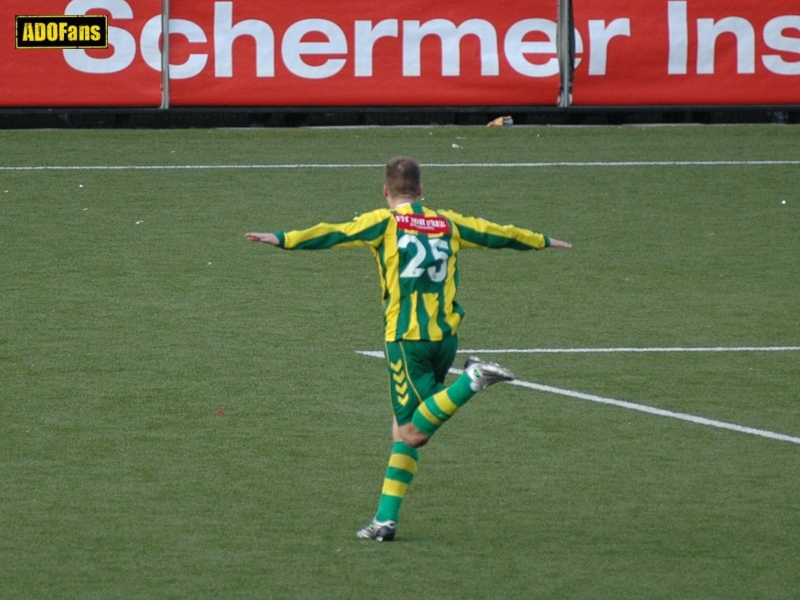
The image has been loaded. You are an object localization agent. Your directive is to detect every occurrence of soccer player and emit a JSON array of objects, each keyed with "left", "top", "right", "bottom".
[{"left": 246, "top": 156, "right": 571, "bottom": 541}]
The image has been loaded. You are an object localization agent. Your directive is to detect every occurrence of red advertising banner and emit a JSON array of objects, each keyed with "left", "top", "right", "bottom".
[
  {"left": 167, "top": 0, "right": 561, "bottom": 106},
  {"left": 572, "top": 0, "right": 800, "bottom": 105},
  {"left": 1, "top": 0, "right": 797, "bottom": 108},
  {"left": 0, "top": 0, "right": 162, "bottom": 107}
]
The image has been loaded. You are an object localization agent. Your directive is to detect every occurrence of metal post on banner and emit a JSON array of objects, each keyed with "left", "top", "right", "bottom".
[
  {"left": 556, "top": 0, "right": 574, "bottom": 107},
  {"left": 160, "top": 0, "right": 170, "bottom": 109}
]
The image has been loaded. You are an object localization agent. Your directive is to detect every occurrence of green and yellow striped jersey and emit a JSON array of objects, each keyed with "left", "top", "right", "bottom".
[{"left": 276, "top": 202, "right": 550, "bottom": 342}]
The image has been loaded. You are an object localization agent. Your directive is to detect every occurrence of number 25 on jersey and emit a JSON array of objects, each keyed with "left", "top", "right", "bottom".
[{"left": 398, "top": 234, "right": 450, "bottom": 283}]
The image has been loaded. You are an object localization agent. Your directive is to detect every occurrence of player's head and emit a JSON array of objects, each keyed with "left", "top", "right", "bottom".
[{"left": 385, "top": 156, "right": 422, "bottom": 201}]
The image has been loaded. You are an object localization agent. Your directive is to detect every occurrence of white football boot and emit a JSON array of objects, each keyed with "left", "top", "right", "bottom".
[
  {"left": 464, "top": 356, "right": 516, "bottom": 391},
  {"left": 356, "top": 518, "right": 396, "bottom": 542}
]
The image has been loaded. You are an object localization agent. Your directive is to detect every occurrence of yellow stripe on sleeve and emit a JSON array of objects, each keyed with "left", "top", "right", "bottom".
[
  {"left": 440, "top": 210, "right": 547, "bottom": 250},
  {"left": 281, "top": 209, "right": 391, "bottom": 250}
]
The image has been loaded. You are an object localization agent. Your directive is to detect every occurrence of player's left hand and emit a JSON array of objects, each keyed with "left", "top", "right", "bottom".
[
  {"left": 245, "top": 232, "right": 280, "bottom": 245},
  {"left": 548, "top": 238, "right": 572, "bottom": 249}
]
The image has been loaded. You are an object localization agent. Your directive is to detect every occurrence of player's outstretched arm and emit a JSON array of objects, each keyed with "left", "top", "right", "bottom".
[
  {"left": 548, "top": 237, "right": 572, "bottom": 249},
  {"left": 245, "top": 232, "right": 280, "bottom": 246}
]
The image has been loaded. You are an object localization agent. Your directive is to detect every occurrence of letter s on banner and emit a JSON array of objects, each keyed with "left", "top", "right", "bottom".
[
  {"left": 763, "top": 16, "right": 800, "bottom": 75},
  {"left": 63, "top": 0, "right": 136, "bottom": 73}
]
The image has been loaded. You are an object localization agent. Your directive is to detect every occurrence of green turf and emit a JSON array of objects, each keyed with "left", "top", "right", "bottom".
[{"left": 1, "top": 125, "right": 799, "bottom": 599}]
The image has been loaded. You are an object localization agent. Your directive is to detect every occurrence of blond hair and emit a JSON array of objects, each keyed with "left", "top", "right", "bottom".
[{"left": 385, "top": 156, "right": 421, "bottom": 198}]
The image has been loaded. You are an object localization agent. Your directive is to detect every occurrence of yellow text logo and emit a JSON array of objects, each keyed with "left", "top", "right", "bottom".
[{"left": 16, "top": 15, "right": 108, "bottom": 49}]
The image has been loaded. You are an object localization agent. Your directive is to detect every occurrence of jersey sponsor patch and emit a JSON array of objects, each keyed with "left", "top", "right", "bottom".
[{"left": 394, "top": 213, "right": 450, "bottom": 234}]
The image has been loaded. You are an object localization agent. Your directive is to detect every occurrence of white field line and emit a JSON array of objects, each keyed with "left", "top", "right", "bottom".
[
  {"left": 2, "top": 160, "right": 799, "bottom": 171},
  {"left": 458, "top": 346, "right": 800, "bottom": 354},
  {"left": 502, "top": 376, "right": 800, "bottom": 446},
  {"left": 356, "top": 348, "right": 800, "bottom": 446}
]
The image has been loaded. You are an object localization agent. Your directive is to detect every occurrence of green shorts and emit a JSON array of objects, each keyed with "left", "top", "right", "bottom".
[{"left": 384, "top": 335, "right": 459, "bottom": 426}]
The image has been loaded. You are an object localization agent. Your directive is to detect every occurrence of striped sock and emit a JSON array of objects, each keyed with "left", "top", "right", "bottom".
[
  {"left": 411, "top": 373, "right": 475, "bottom": 436},
  {"left": 374, "top": 441, "right": 419, "bottom": 523}
]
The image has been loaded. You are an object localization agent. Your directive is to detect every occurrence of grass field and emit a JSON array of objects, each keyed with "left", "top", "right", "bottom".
[{"left": 1, "top": 124, "right": 799, "bottom": 599}]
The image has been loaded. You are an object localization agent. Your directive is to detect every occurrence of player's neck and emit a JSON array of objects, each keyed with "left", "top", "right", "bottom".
[{"left": 387, "top": 196, "right": 418, "bottom": 209}]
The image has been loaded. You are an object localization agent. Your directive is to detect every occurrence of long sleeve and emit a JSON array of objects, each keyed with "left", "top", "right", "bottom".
[
  {"left": 439, "top": 210, "right": 549, "bottom": 251},
  {"left": 277, "top": 209, "right": 392, "bottom": 250}
]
